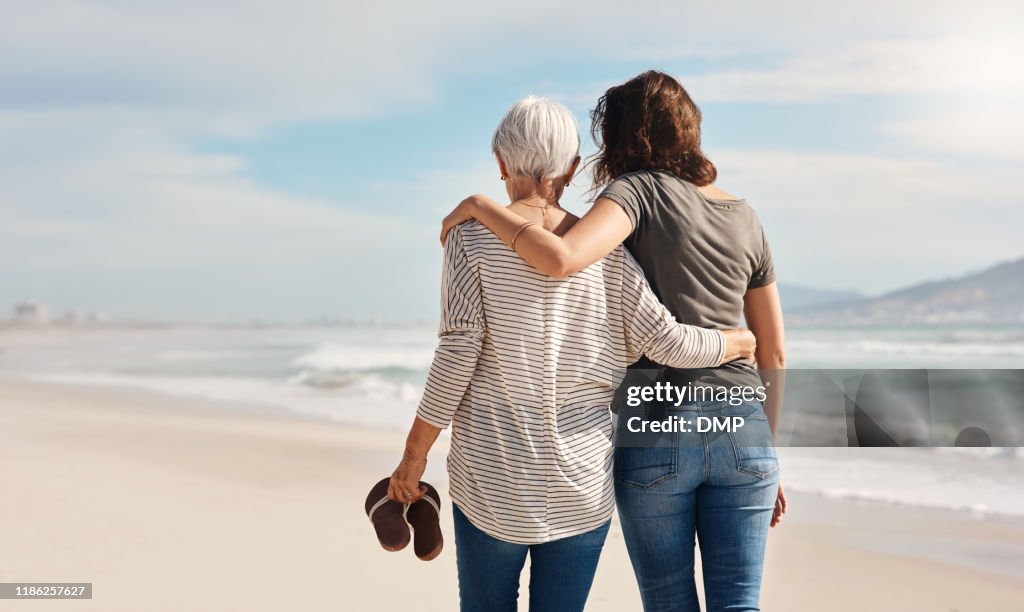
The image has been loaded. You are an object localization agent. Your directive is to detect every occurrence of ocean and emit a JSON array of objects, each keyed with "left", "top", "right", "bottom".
[{"left": 2, "top": 324, "right": 1023, "bottom": 519}]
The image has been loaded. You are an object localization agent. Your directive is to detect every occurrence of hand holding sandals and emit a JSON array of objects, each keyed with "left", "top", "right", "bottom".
[{"left": 388, "top": 449, "right": 429, "bottom": 504}]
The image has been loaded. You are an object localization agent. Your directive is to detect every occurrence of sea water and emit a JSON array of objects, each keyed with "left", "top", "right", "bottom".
[{"left": 1, "top": 324, "right": 1022, "bottom": 518}]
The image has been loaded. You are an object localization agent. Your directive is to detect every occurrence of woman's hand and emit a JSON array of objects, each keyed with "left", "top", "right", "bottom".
[
  {"left": 441, "top": 194, "right": 500, "bottom": 246},
  {"left": 771, "top": 482, "right": 788, "bottom": 527},
  {"left": 388, "top": 450, "right": 428, "bottom": 504},
  {"left": 721, "top": 328, "right": 757, "bottom": 363}
]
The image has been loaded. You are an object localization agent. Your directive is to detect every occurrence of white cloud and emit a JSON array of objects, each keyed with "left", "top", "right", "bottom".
[
  {"left": 0, "top": 108, "right": 441, "bottom": 321},
  {"left": 887, "top": 111, "right": 1024, "bottom": 161},
  {"left": 0, "top": 1, "right": 450, "bottom": 134},
  {"left": 713, "top": 148, "right": 1024, "bottom": 294},
  {"left": 7, "top": 1, "right": 1019, "bottom": 130},
  {"left": 547, "top": 33, "right": 1024, "bottom": 168},
  {"left": 677, "top": 37, "right": 1024, "bottom": 103}
]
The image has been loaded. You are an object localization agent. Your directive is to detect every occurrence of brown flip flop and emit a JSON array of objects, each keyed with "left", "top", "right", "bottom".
[
  {"left": 405, "top": 481, "right": 443, "bottom": 561},
  {"left": 364, "top": 477, "right": 410, "bottom": 552}
]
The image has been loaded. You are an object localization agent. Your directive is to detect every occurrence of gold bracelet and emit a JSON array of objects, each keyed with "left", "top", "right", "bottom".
[{"left": 510, "top": 221, "right": 537, "bottom": 250}]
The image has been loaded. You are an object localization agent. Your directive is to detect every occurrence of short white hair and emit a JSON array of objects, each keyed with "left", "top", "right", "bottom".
[{"left": 492, "top": 96, "right": 580, "bottom": 181}]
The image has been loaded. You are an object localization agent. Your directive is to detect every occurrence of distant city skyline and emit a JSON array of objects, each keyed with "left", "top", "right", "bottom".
[
  {"left": 2, "top": 2, "right": 1022, "bottom": 323},
  {"left": 7, "top": 300, "right": 113, "bottom": 326}
]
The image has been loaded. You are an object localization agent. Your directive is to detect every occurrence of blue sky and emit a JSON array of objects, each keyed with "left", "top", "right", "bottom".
[{"left": 1, "top": 1, "right": 1022, "bottom": 323}]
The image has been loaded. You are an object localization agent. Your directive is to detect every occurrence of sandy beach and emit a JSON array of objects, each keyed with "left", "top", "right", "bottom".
[{"left": 2, "top": 380, "right": 1023, "bottom": 611}]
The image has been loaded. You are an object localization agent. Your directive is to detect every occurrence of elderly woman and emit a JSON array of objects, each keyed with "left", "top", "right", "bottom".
[{"left": 389, "top": 97, "right": 755, "bottom": 612}]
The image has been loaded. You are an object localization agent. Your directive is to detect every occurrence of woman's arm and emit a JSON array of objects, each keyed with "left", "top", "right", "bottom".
[
  {"left": 743, "top": 282, "right": 785, "bottom": 438},
  {"left": 642, "top": 324, "right": 756, "bottom": 369},
  {"left": 390, "top": 226, "right": 485, "bottom": 503},
  {"left": 441, "top": 195, "right": 632, "bottom": 278},
  {"left": 743, "top": 281, "right": 788, "bottom": 527}
]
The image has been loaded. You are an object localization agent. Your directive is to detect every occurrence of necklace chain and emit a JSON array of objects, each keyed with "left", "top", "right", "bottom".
[{"left": 512, "top": 198, "right": 560, "bottom": 213}]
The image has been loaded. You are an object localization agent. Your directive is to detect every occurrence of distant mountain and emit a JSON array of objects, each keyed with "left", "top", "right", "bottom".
[
  {"left": 788, "top": 256, "right": 1024, "bottom": 325},
  {"left": 778, "top": 284, "right": 863, "bottom": 311}
]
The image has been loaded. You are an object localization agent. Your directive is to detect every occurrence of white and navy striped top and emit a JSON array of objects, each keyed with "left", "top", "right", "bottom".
[{"left": 417, "top": 221, "right": 725, "bottom": 544}]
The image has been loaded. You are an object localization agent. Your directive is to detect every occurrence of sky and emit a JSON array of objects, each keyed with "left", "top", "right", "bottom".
[{"left": 1, "top": 1, "right": 1022, "bottom": 323}]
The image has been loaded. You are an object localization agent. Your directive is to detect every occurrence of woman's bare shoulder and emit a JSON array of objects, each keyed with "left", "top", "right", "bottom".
[{"left": 697, "top": 183, "right": 742, "bottom": 201}]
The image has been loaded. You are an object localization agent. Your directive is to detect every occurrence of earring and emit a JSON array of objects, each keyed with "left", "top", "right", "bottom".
[{"left": 500, "top": 176, "right": 506, "bottom": 181}]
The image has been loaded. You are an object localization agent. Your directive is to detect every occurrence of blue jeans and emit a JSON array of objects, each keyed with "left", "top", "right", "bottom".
[
  {"left": 614, "top": 400, "right": 779, "bottom": 612},
  {"left": 452, "top": 504, "right": 610, "bottom": 612}
]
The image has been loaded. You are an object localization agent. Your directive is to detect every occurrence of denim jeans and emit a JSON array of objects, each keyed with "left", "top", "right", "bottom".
[
  {"left": 452, "top": 503, "right": 610, "bottom": 612},
  {"left": 614, "top": 400, "right": 779, "bottom": 612}
]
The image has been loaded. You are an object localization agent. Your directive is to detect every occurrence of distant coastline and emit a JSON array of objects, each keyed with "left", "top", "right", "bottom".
[{"left": 784, "top": 255, "right": 1024, "bottom": 326}]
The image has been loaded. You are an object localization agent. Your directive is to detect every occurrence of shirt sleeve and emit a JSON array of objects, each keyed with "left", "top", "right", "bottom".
[
  {"left": 597, "top": 174, "right": 645, "bottom": 232},
  {"left": 416, "top": 227, "right": 486, "bottom": 429},
  {"left": 748, "top": 222, "right": 776, "bottom": 289},
  {"left": 617, "top": 248, "right": 726, "bottom": 368}
]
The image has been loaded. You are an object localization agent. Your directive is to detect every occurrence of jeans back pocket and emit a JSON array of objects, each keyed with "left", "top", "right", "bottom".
[
  {"left": 727, "top": 407, "right": 779, "bottom": 480},
  {"left": 614, "top": 444, "right": 678, "bottom": 489}
]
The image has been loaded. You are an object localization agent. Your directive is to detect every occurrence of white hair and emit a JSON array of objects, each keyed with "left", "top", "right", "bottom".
[{"left": 492, "top": 96, "right": 580, "bottom": 181}]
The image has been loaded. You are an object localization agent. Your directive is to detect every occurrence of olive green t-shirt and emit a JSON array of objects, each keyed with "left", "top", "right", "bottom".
[{"left": 599, "top": 169, "right": 775, "bottom": 390}]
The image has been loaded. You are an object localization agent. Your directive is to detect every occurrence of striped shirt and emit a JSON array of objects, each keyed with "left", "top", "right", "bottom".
[{"left": 418, "top": 221, "right": 725, "bottom": 544}]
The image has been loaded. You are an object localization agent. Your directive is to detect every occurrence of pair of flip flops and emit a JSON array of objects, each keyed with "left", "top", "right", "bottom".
[{"left": 364, "top": 477, "right": 443, "bottom": 561}]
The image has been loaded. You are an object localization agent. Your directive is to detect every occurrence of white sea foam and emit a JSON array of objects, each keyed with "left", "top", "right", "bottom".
[
  {"left": 788, "top": 337, "right": 1024, "bottom": 356},
  {"left": 932, "top": 446, "right": 1024, "bottom": 459},
  {"left": 779, "top": 447, "right": 1024, "bottom": 519},
  {"left": 155, "top": 349, "right": 265, "bottom": 362},
  {"left": 844, "top": 340, "right": 1024, "bottom": 357},
  {"left": 292, "top": 342, "right": 435, "bottom": 373},
  {"left": 25, "top": 370, "right": 422, "bottom": 431}
]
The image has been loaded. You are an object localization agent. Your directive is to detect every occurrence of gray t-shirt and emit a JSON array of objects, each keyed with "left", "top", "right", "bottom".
[{"left": 599, "top": 169, "right": 775, "bottom": 390}]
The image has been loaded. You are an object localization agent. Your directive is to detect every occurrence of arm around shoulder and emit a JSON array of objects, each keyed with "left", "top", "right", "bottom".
[{"left": 449, "top": 195, "right": 632, "bottom": 278}]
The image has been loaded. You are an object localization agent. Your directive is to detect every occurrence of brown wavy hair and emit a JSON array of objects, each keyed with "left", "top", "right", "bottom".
[{"left": 588, "top": 70, "right": 717, "bottom": 190}]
